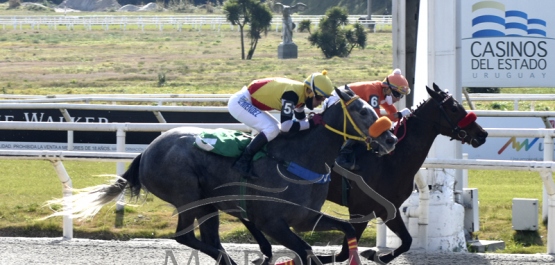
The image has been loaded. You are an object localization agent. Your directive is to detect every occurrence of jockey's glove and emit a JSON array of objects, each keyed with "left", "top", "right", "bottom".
[
  {"left": 309, "top": 113, "right": 325, "bottom": 127},
  {"left": 396, "top": 108, "right": 411, "bottom": 119}
]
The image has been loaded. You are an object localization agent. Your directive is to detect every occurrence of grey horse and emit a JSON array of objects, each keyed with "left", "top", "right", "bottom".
[{"left": 43, "top": 87, "right": 397, "bottom": 265}]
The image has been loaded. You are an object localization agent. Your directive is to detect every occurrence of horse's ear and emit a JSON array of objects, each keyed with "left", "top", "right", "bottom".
[
  {"left": 343, "top": 84, "right": 356, "bottom": 96},
  {"left": 335, "top": 86, "right": 349, "bottom": 102},
  {"left": 426, "top": 85, "right": 441, "bottom": 101},
  {"left": 426, "top": 85, "right": 434, "bottom": 95},
  {"left": 433, "top": 83, "right": 441, "bottom": 92}
]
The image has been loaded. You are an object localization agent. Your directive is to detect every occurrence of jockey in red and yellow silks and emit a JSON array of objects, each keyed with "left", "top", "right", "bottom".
[{"left": 227, "top": 70, "right": 335, "bottom": 180}]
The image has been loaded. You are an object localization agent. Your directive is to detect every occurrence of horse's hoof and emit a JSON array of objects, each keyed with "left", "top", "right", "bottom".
[
  {"left": 373, "top": 255, "right": 387, "bottom": 265},
  {"left": 360, "top": 249, "right": 386, "bottom": 264},
  {"left": 360, "top": 249, "right": 376, "bottom": 260},
  {"left": 251, "top": 257, "right": 269, "bottom": 265}
]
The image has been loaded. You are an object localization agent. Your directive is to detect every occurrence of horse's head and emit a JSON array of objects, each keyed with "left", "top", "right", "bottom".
[
  {"left": 426, "top": 83, "right": 488, "bottom": 147},
  {"left": 327, "top": 86, "right": 397, "bottom": 156}
]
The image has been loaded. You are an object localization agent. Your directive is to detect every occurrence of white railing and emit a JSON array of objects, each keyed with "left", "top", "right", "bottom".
[
  {"left": 464, "top": 93, "right": 555, "bottom": 110},
  {"left": 0, "top": 14, "right": 392, "bottom": 32},
  {"left": 1, "top": 120, "right": 555, "bottom": 253}
]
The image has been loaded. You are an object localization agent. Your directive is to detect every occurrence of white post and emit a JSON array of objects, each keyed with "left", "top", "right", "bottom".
[
  {"left": 376, "top": 219, "right": 387, "bottom": 248},
  {"left": 367, "top": 0, "right": 372, "bottom": 19},
  {"left": 392, "top": 0, "right": 407, "bottom": 109},
  {"left": 548, "top": 191, "right": 555, "bottom": 254},
  {"left": 116, "top": 128, "right": 126, "bottom": 211},
  {"left": 462, "top": 153, "right": 469, "bottom": 188},
  {"left": 542, "top": 135, "right": 555, "bottom": 254},
  {"left": 544, "top": 134, "right": 554, "bottom": 222},
  {"left": 51, "top": 160, "right": 73, "bottom": 239},
  {"left": 60, "top": 109, "right": 74, "bottom": 151},
  {"left": 415, "top": 170, "right": 429, "bottom": 249},
  {"left": 424, "top": 0, "right": 467, "bottom": 251}
]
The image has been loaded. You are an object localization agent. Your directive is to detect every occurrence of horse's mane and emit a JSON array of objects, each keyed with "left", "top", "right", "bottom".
[{"left": 410, "top": 99, "right": 429, "bottom": 116}]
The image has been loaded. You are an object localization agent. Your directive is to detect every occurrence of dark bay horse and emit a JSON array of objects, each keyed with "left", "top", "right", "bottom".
[
  {"left": 241, "top": 83, "right": 488, "bottom": 265},
  {"left": 43, "top": 87, "right": 397, "bottom": 265},
  {"left": 320, "top": 83, "right": 489, "bottom": 264}
]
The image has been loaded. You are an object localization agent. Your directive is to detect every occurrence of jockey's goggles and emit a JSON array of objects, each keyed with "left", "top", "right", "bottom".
[{"left": 385, "top": 77, "right": 408, "bottom": 99}]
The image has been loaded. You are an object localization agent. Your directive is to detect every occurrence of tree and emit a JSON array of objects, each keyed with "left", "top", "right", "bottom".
[
  {"left": 224, "top": 0, "right": 272, "bottom": 60},
  {"left": 307, "top": 7, "right": 367, "bottom": 58}
]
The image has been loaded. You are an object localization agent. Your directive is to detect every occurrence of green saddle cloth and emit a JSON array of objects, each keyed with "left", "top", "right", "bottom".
[{"left": 193, "top": 128, "right": 266, "bottom": 160}]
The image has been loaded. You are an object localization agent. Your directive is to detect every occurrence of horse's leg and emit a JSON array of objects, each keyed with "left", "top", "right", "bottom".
[
  {"left": 361, "top": 213, "right": 412, "bottom": 264},
  {"left": 197, "top": 205, "right": 224, "bottom": 250},
  {"left": 240, "top": 218, "right": 272, "bottom": 265},
  {"left": 258, "top": 219, "right": 313, "bottom": 265},
  {"left": 175, "top": 211, "right": 238, "bottom": 265},
  {"left": 295, "top": 214, "right": 362, "bottom": 265},
  {"left": 317, "top": 221, "right": 368, "bottom": 264}
]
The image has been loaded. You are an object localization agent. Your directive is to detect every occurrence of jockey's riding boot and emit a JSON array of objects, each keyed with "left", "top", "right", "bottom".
[
  {"left": 335, "top": 139, "right": 360, "bottom": 171},
  {"left": 233, "top": 133, "right": 268, "bottom": 180}
]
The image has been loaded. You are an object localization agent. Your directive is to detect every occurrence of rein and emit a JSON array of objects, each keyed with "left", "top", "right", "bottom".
[
  {"left": 393, "top": 117, "right": 408, "bottom": 142},
  {"left": 323, "top": 95, "right": 372, "bottom": 150}
]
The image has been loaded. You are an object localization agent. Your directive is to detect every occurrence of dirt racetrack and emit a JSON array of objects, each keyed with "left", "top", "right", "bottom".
[{"left": 1, "top": 237, "right": 555, "bottom": 265}]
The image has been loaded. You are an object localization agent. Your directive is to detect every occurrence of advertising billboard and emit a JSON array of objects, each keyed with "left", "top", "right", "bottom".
[
  {"left": 0, "top": 109, "right": 238, "bottom": 153},
  {"left": 462, "top": 116, "right": 555, "bottom": 160},
  {"left": 460, "top": 0, "right": 555, "bottom": 87}
]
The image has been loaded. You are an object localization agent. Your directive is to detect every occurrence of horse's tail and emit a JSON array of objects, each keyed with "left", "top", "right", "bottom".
[
  {"left": 42, "top": 154, "right": 143, "bottom": 221},
  {"left": 122, "top": 153, "right": 142, "bottom": 199}
]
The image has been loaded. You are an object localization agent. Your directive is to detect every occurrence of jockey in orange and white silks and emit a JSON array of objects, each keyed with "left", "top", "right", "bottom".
[
  {"left": 227, "top": 70, "right": 335, "bottom": 180},
  {"left": 336, "top": 68, "right": 412, "bottom": 171},
  {"left": 347, "top": 68, "right": 412, "bottom": 122}
]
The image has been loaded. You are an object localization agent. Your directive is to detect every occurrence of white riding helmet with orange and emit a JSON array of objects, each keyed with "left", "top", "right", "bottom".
[{"left": 383, "top": 68, "right": 411, "bottom": 98}]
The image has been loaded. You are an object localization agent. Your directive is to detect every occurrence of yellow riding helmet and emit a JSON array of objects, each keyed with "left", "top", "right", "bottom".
[
  {"left": 304, "top": 70, "right": 334, "bottom": 98},
  {"left": 382, "top": 68, "right": 411, "bottom": 95}
]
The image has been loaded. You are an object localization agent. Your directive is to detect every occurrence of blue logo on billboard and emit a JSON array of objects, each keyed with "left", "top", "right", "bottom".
[{"left": 472, "top": 1, "right": 547, "bottom": 38}]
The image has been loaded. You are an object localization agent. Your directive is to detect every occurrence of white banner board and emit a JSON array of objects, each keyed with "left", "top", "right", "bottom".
[
  {"left": 462, "top": 117, "right": 555, "bottom": 160},
  {"left": 460, "top": 0, "right": 555, "bottom": 87}
]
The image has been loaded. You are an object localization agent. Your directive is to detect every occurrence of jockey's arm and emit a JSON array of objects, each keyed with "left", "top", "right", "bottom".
[
  {"left": 280, "top": 91, "right": 311, "bottom": 133},
  {"left": 382, "top": 103, "right": 400, "bottom": 122}
]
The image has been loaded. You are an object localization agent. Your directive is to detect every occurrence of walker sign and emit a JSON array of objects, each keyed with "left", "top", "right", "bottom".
[{"left": 461, "top": 0, "right": 555, "bottom": 87}]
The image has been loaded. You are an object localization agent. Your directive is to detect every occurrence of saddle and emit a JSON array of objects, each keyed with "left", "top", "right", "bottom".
[
  {"left": 194, "top": 128, "right": 330, "bottom": 183},
  {"left": 194, "top": 128, "right": 254, "bottom": 157}
]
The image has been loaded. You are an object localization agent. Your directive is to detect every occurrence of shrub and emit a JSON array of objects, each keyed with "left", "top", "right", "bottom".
[{"left": 8, "top": 0, "right": 21, "bottom": 9}]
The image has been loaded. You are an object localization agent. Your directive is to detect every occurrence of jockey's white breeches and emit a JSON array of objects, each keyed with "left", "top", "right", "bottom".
[{"left": 227, "top": 86, "right": 280, "bottom": 141}]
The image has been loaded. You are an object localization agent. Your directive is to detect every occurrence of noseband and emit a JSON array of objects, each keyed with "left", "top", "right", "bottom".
[{"left": 432, "top": 95, "right": 477, "bottom": 143}]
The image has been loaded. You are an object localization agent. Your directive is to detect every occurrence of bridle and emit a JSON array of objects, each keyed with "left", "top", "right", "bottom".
[
  {"left": 319, "top": 95, "right": 384, "bottom": 150},
  {"left": 429, "top": 94, "right": 477, "bottom": 143}
]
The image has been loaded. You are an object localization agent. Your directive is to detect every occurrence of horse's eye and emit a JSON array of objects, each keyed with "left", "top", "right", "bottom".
[
  {"left": 360, "top": 108, "right": 368, "bottom": 116},
  {"left": 451, "top": 105, "right": 459, "bottom": 112}
]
